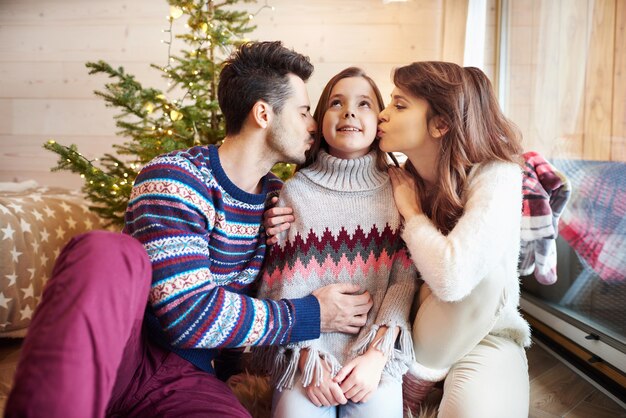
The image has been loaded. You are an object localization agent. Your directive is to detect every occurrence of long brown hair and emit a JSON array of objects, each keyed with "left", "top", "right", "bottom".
[
  {"left": 393, "top": 62, "right": 523, "bottom": 234},
  {"left": 299, "top": 67, "right": 388, "bottom": 171}
]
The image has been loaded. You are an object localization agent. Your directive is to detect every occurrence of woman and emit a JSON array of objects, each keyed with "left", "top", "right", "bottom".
[{"left": 379, "top": 61, "right": 530, "bottom": 417}]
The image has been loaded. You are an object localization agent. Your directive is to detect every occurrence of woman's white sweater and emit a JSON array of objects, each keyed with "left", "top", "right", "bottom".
[{"left": 402, "top": 161, "right": 531, "bottom": 347}]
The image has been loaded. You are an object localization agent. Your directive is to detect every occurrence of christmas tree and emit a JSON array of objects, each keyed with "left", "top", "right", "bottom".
[{"left": 44, "top": 0, "right": 292, "bottom": 227}]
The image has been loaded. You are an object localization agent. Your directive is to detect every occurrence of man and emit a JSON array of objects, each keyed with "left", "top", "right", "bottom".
[{"left": 6, "top": 41, "right": 373, "bottom": 418}]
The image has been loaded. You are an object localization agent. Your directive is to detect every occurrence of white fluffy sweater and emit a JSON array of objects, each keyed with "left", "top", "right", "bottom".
[{"left": 402, "top": 161, "right": 531, "bottom": 348}]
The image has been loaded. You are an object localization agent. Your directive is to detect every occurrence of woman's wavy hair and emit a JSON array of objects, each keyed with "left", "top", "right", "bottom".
[
  {"left": 393, "top": 61, "right": 523, "bottom": 234},
  {"left": 299, "top": 67, "right": 388, "bottom": 171}
]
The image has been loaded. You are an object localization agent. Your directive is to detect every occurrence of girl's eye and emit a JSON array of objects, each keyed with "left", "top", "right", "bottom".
[
  {"left": 330, "top": 99, "right": 341, "bottom": 107},
  {"left": 359, "top": 100, "right": 371, "bottom": 108}
]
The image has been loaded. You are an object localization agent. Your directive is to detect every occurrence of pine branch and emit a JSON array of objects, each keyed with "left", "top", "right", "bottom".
[{"left": 44, "top": 0, "right": 290, "bottom": 226}]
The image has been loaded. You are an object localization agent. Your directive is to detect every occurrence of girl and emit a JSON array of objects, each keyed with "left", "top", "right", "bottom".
[
  {"left": 256, "top": 67, "right": 418, "bottom": 418},
  {"left": 380, "top": 62, "right": 531, "bottom": 417}
]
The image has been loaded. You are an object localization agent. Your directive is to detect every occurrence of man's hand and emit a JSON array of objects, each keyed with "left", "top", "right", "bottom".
[
  {"left": 312, "top": 283, "right": 372, "bottom": 334},
  {"left": 263, "top": 196, "right": 295, "bottom": 245}
]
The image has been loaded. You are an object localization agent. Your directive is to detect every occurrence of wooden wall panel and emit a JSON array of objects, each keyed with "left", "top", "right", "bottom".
[
  {"left": 612, "top": 0, "right": 626, "bottom": 161},
  {"left": 505, "top": 0, "right": 625, "bottom": 162},
  {"left": 582, "top": 0, "right": 615, "bottom": 160},
  {"left": 441, "top": 0, "right": 469, "bottom": 64},
  {"left": 1, "top": 0, "right": 453, "bottom": 187},
  {"left": 553, "top": 0, "right": 588, "bottom": 159},
  {"left": 237, "top": 0, "right": 445, "bottom": 105},
  {"left": 0, "top": 62, "right": 166, "bottom": 100}
]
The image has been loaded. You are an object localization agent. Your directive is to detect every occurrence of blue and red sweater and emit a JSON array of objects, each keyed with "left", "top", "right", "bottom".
[{"left": 123, "top": 145, "right": 320, "bottom": 373}]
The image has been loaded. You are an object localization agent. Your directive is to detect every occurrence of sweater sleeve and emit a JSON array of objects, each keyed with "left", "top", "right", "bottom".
[
  {"left": 401, "top": 162, "right": 522, "bottom": 302},
  {"left": 124, "top": 154, "right": 320, "bottom": 350},
  {"left": 351, "top": 245, "right": 418, "bottom": 377}
]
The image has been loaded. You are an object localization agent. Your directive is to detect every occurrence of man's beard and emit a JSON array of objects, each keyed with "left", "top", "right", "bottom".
[{"left": 268, "top": 117, "right": 308, "bottom": 165}]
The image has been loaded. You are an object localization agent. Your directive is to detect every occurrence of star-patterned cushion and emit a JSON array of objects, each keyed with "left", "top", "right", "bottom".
[{"left": 0, "top": 186, "right": 109, "bottom": 337}]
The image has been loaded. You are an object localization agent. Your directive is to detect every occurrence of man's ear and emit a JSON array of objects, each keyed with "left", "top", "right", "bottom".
[
  {"left": 429, "top": 115, "right": 449, "bottom": 139},
  {"left": 251, "top": 100, "right": 272, "bottom": 129}
]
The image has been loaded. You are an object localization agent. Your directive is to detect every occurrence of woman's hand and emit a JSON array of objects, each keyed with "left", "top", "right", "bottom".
[
  {"left": 263, "top": 196, "right": 295, "bottom": 245},
  {"left": 333, "top": 348, "right": 387, "bottom": 403},
  {"left": 298, "top": 349, "right": 348, "bottom": 407},
  {"left": 388, "top": 167, "right": 422, "bottom": 220}
]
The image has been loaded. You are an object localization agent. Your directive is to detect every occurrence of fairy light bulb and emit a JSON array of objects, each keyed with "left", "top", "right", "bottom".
[{"left": 170, "top": 6, "right": 183, "bottom": 19}]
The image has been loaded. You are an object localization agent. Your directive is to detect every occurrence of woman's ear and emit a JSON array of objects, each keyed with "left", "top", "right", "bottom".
[
  {"left": 429, "top": 116, "right": 449, "bottom": 139},
  {"left": 251, "top": 100, "right": 272, "bottom": 129}
]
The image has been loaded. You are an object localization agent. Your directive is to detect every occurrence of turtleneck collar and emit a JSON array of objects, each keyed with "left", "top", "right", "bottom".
[{"left": 300, "top": 150, "right": 388, "bottom": 192}]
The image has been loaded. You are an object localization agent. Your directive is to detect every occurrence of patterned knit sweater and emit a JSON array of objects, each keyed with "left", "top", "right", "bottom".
[
  {"left": 123, "top": 145, "right": 321, "bottom": 373},
  {"left": 256, "top": 150, "right": 419, "bottom": 390}
]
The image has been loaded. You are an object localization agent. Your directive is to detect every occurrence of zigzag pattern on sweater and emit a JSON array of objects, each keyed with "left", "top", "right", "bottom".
[{"left": 263, "top": 224, "right": 413, "bottom": 288}]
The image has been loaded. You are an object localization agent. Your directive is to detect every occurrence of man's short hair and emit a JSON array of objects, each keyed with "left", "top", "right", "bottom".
[{"left": 218, "top": 41, "right": 314, "bottom": 135}]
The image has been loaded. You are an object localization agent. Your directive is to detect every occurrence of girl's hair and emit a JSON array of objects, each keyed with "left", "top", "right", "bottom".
[
  {"left": 299, "top": 67, "right": 388, "bottom": 171},
  {"left": 393, "top": 61, "right": 523, "bottom": 234}
]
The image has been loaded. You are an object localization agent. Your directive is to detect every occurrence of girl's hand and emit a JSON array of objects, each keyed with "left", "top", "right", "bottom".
[
  {"left": 388, "top": 167, "right": 422, "bottom": 220},
  {"left": 263, "top": 196, "right": 295, "bottom": 245},
  {"left": 333, "top": 348, "right": 386, "bottom": 403},
  {"left": 299, "top": 350, "right": 348, "bottom": 407}
]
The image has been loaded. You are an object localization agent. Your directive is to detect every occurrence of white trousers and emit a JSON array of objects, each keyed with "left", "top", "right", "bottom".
[
  {"left": 439, "top": 334, "right": 529, "bottom": 418},
  {"left": 413, "top": 274, "right": 529, "bottom": 418}
]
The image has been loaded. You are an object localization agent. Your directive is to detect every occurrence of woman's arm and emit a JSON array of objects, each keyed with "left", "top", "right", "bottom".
[{"left": 392, "top": 162, "right": 522, "bottom": 302}]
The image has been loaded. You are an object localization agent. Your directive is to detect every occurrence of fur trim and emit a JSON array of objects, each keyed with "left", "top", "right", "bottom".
[{"left": 407, "top": 361, "right": 450, "bottom": 383}]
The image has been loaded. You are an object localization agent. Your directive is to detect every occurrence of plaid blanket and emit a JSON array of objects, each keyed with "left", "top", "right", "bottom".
[
  {"left": 519, "top": 152, "right": 571, "bottom": 285},
  {"left": 556, "top": 159, "right": 626, "bottom": 283}
]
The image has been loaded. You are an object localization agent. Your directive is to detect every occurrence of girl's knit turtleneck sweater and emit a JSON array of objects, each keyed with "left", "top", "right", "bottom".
[{"left": 257, "top": 150, "right": 418, "bottom": 390}]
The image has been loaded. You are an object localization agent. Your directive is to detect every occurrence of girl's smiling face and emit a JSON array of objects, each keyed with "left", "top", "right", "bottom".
[{"left": 321, "top": 77, "right": 380, "bottom": 159}]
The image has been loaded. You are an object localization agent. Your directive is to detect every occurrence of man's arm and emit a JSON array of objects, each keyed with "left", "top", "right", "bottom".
[{"left": 124, "top": 152, "right": 320, "bottom": 349}]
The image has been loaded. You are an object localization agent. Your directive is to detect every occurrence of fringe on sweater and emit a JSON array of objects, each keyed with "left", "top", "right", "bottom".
[
  {"left": 352, "top": 321, "right": 414, "bottom": 380},
  {"left": 252, "top": 321, "right": 414, "bottom": 392}
]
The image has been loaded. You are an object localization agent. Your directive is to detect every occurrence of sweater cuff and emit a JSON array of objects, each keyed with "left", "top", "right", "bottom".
[{"left": 288, "top": 294, "right": 321, "bottom": 343}]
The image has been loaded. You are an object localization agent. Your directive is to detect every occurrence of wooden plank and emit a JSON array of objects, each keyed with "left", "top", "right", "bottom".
[
  {"left": 612, "top": 0, "right": 626, "bottom": 162},
  {"left": 530, "top": 361, "right": 596, "bottom": 416},
  {"left": 0, "top": 62, "right": 166, "bottom": 99},
  {"left": 0, "top": 24, "right": 171, "bottom": 63},
  {"left": 0, "top": 0, "right": 168, "bottom": 24},
  {"left": 0, "top": 99, "right": 118, "bottom": 136},
  {"left": 526, "top": 343, "right": 559, "bottom": 381},
  {"left": 583, "top": 0, "right": 616, "bottom": 160},
  {"left": 238, "top": 0, "right": 443, "bottom": 25},
  {"left": 524, "top": 0, "right": 559, "bottom": 156},
  {"left": 554, "top": 0, "right": 588, "bottom": 159},
  {"left": 441, "top": 0, "right": 469, "bottom": 64},
  {"left": 250, "top": 23, "right": 442, "bottom": 64}
]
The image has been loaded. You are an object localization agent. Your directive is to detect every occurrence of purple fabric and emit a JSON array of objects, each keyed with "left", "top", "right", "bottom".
[{"left": 6, "top": 231, "right": 251, "bottom": 418}]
